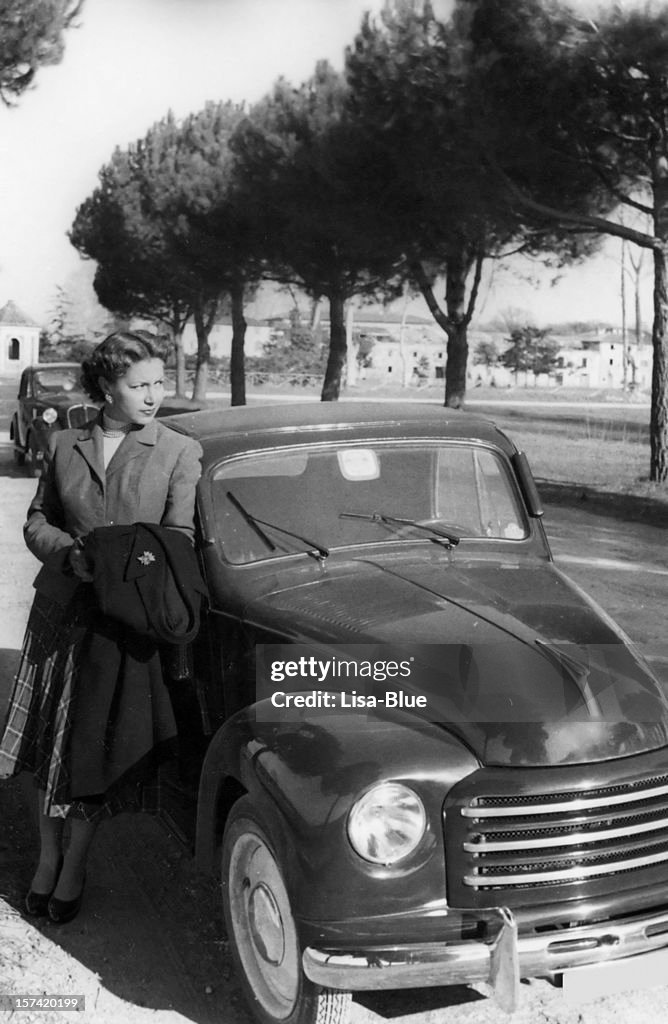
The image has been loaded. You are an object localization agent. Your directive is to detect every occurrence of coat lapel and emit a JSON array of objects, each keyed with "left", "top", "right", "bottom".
[
  {"left": 73, "top": 415, "right": 105, "bottom": 488},
  {"left": 105, "top": 419, "right": 158, "bottom": 478}
]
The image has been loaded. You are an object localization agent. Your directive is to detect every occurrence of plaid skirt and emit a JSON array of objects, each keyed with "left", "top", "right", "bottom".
[{"left": 0, "top": 590, "right": 170, "bottom": 821}]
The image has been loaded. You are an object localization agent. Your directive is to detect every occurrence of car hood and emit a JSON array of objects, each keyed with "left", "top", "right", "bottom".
[
  {"left": 41, "top": 389, "right": 93, "bottom": 407},
  {"left": 246, "top": 554, "right": 668, "bottom": 767}
]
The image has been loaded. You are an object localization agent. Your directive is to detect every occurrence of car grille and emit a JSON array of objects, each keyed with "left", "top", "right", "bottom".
[
  {"left": 446, "top": 762, "right": 668, "bottom": 909},
  {"left": 66, "top": 404, "right": 98, "bottom": 428}
]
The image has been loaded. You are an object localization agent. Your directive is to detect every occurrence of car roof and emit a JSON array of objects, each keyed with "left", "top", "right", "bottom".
[
  {"left": 29, "top": 363, "right": 80, "bottom": 370},
  {"left": 163, "top": 400, "right": 517, "bottom": 461}
]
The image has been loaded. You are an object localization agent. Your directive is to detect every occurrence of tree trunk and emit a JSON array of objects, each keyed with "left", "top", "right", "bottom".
[
  {"left": 650, "top": 244, "right": 668, "bottom": 482},
  {"left": 230, "top": 280, "right": 246, "bottom": 407},
  {"left": 398, "top": 289, "right": 412, "bottom": 387},
  {"left": 173, "top": 325, "right": 186, "bottom": 398},
  {"left": 621, "top": 238, "right": 628, "bottom": 392},
  {"left": 345, "top": 303, "right": 357, "bottom": 387},
  {"left": 444, "top": 321, "right": 468, "bottom": 406},
  {"left": 321, "top": 292, "right": 346, "bottom": 401},
  {"left": 443, "top": 248, "right": 471, "bottom": 408},
  {"left": 310, "top": 298, "right": 322, "bottom": 333},
  {"left": 191, "top": 298, "right": 211, "bottom": 404},
  {"left": 635, "top": 275, "right": 642, "bottom": 346},
  {"left": 410, "top": 245, "right": 479, "bottom": 409}
]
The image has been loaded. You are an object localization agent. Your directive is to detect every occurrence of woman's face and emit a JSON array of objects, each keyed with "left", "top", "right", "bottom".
[{"left": 101, "top": 357, "right": 165, "bottom": 425}]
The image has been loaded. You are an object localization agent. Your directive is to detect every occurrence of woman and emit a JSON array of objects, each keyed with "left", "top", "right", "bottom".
[{"left": 0, "top": 331, "right": 203, "bottom": 924}]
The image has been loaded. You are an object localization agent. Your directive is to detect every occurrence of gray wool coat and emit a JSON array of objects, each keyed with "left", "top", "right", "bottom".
[{"left": 25, "top": 414, "right": 203, "bottom": 600}]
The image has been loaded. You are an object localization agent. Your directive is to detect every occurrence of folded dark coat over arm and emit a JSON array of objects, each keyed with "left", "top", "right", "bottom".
[{"left": 69, "top": 524, "right": 209, "bottom": 800}]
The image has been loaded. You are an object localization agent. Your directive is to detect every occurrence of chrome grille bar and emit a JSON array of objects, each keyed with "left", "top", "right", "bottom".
[
  {"left": 462, "top": 779, "right": 668, "bottom": 818},
  {"left": 464, "top": 812, "right": 668, "bottom": 852},
  {"left": 67, "top": 404, "right": 98, "bottom": 428},
  {"left": 464, "top": 846, "right": 668, "bottom": 887},
  {"left": 460, "top": 774, "right": 668, "bottom": 891}
]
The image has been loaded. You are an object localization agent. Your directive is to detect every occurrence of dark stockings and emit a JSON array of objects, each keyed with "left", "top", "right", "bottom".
[{"left": 31, "top": 789, "right": 97, "bottom": 900}]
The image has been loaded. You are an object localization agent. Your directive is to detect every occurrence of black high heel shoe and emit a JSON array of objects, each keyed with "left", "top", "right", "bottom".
[
  {"left": 25, "top": 857, "right": 64, "bottom": 917},
  {"left": 47, "top": 875, "right": 86, "bottom": 925},
  {"left": 25, "top": 888, "right": 52, "bottom": 917}
]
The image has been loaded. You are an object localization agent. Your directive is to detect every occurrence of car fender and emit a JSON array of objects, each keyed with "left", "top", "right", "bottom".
[
  {"left": 11, "top": 412, "right": 26, "bottom": 449},
  {"left": 195, "top": 697, "right": 480, "bottom": 923},
  {"left": 29, "top": 418, "right": 56, "bottom": 448}
]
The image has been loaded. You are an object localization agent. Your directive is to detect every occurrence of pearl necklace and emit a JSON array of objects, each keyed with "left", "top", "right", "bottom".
[{"left": 101, "top": 417, "right": 133, "bottom": 438}]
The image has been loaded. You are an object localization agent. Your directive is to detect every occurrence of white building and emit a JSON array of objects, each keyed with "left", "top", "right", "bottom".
[
  {"left": 555, "top": 332, "right": 652, "bottom": 390},
  {"left": 0, "top": 300, "right": 40, "bottom": 374},
  {"left": 181, "top": 318, "right": 272, "bottom": 359},
  {"left": 321, "top": 310, "right": 449, "bottom": 385}
]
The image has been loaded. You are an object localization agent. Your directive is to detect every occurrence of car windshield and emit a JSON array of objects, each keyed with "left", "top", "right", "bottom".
[
  {"left": 33, "top": 368, "right": 79, "bottom": 393},
  {"left": 211, "top": 442, "right": 528, "bottom": 565}
]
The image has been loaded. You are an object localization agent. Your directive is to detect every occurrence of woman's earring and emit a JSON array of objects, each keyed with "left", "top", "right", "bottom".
[{"left": 104, "top": 394, "right": 113, "bottom": 404}]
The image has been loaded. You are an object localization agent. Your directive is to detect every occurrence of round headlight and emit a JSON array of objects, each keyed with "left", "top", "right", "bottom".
[
  {"left": 347, "top": 782, "right": 427, "bottom": 865},
  {"left": 42, "top": 407, "right": 58, "bottom": 425}
]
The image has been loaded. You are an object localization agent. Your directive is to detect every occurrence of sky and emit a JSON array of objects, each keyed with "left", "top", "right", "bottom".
[{"left": 0, "top": 0, "right": 655, "bottom": 332}]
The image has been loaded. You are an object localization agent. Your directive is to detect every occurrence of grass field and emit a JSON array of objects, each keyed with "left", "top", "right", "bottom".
[{"left": 475, "top": 407, "right": 653, "bottom": 493}]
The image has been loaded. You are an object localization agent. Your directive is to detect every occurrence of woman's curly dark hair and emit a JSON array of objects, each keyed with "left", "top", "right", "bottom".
[{"left": 80, "top": 331, "right": 162, "bottom": 402}]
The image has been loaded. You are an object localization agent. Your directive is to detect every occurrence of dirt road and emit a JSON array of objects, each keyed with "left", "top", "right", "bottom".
[{"left": 1, "top": 438, "right": 668, "bottom": 1024}]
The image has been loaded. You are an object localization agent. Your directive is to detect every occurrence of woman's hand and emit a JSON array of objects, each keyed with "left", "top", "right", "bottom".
[{"left": 68, "top": 539, "right": 94, "bottom": 582}]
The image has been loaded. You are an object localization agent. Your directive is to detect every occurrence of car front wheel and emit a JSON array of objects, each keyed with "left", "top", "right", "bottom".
[
  {"left": 222, "top": 797, "right": 351, "bottom": 1024},
  {"left": 10, "top": 418, "right": 26, "bottom": 465},
  {"left": 27, "top": 434, "right": 43, "bottom": 478}
]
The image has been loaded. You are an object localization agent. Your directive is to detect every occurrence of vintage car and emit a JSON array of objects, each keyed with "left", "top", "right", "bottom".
[
  {"left": 10, "top": 363, "right": 99, "bottom": 475},
  {"left": 10, "top": 362, "right": 200, "bottom": 475},
  {"left": 158, "top": 401, "right": 668, "bottom": 1024}
]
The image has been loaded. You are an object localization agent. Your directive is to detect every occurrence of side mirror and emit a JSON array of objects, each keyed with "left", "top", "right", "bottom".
[{"left": 512, "top": 451, "right": 544, "bottom": 518}]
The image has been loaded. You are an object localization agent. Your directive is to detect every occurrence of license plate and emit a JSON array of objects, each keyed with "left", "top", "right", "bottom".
[{"left": 561, "top": 947, "right": 668, "bottom": 1004}]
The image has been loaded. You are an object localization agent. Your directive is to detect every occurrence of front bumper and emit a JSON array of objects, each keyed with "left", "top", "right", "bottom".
[{"left": 303, "top": 904, "right": 668, "bottom": 1012}]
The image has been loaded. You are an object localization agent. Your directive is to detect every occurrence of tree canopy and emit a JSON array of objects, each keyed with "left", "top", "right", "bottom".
[
  {"left": 70, "top": 118, "right": 198, "bottom": 397},
  {"left": 500, "top": 326, "right": 560, "bottom": 385},
  {"left": 344, "top": 0, "right": 598, "bottom": 407},
  {"left": 231, "top": 61, "right": 405, "bottom": 400},
  {"left": 70, "top": 103, "right": 254, "bottom": 403},
  {"left": 1, "top": 0, "right": 83, "bottom": 105}
]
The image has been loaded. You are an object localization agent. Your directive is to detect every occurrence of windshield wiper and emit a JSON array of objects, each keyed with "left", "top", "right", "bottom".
[
  {"left": 226, "top": 491, "right": 329, "bottom": 561},
  {"left": 339, "top": 510, "right": 460, "bottom": 547}
]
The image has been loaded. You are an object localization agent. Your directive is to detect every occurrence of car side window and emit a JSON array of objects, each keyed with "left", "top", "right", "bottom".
[{"left": 436, "top": 447, "right": 527, "bottom": 539}]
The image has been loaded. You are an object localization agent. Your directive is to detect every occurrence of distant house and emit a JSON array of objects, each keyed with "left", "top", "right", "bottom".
[
  {"left": 182, "top": 307, "right": 653, "bottom": 391},
  {"left": 554, "top": 330, "right": 652, "bottom": 390},
  {"left": 0, "top": 300, "right": 40, "bottom": 374},
  {"left": 181, "top": 317, "right": 272, "bottom": 359},
  {"left": 322, "top": 310, "right": 448, "bottom": 385}
]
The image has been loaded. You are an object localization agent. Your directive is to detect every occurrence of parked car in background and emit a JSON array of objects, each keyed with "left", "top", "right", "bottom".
[
  {"left": 10, "top": 363, "right": 97, "bottom": 476},
  {"left": 154, "top": 401, "right": 668, "bottom": 1024},
  {"left": 10, "top": 362, "right": 200, "bottom": 476}
]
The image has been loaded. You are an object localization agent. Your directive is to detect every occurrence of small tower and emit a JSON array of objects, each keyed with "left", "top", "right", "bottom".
[{"left": 0, "top": 300, "right": 41, "bottom": 374}]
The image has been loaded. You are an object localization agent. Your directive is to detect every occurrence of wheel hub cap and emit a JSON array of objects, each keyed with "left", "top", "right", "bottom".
[{"left": 248, "top": 881, "right": 285, "bottom": 965}]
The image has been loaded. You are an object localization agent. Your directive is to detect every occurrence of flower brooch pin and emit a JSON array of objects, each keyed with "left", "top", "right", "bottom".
[{"left": 137, "top": 550, "right": 156, "bottom": 567}]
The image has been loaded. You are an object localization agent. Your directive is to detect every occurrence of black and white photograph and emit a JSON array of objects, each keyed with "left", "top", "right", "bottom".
[{"left": 1, "top": 1, "right": 668, "bottom": 1023}]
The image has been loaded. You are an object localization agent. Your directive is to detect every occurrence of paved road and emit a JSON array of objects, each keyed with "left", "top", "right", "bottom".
[{"left": 1, "top": 441, "right": 667, "bottom": 1024}]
